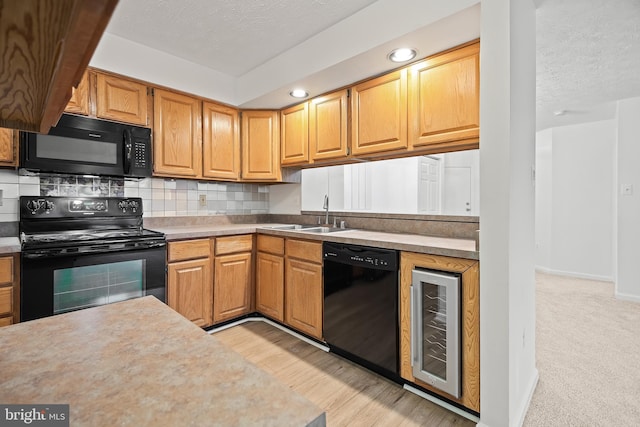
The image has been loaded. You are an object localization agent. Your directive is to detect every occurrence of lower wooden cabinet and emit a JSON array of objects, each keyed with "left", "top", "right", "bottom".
[
  {"left": 214, "top": 252, "right": 252, "bottom": 323},
  {"left": 399, "top": 251, "right": 480, "bottom": 413},
  {"left": 213, "top": 235, "right": 253, "bottom": 324},
  {"left": 256, "top": 235, "right": 285, "bottom": 322},
  {"left": 0, "top": 254, "right": 20, "bottom": 327},
  {"left": 167, "top": 239, "right": 213, "bottom": 327},
  {"left": 284, "top": 239, "right": 323, "bottom": 340}
]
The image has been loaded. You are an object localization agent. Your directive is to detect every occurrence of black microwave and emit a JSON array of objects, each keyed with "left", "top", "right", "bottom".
[{"left": 20, "top": 114, "right": 152, "bottom": 178}]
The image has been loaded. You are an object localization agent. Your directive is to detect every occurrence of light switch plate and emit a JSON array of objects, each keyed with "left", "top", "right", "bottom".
[
  {"left": 0, "top": 189, "right": 3, "bottom": 206},
  {"left": 199, "top": 194, "right": 207, "bottom": 206}
]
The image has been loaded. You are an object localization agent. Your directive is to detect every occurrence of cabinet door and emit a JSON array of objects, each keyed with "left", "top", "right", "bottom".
[
  {"left": 203, "top": 102, "right": 240, "bottom": 180},
  {"left": 168, "top": 258, "right": 212, "bottom": 327},
  {"left": 351, "top": 69, "right": 407, "bottom": 156},
  {"left": 213, "top": 252, "right": 252, "bottom": 323},
  {"left": 281, "top": 102, "right": 308, "bottom": 165},
  {"left": 65, "top": 71, "right": 90, "bottom": 116},
  {"left": 310, "top": 89, "right": 349, "bottom": 161},
  {"left": 241, "top": 110, "right": 281, "bottom": 181},
  {"left": 0, "top": 128, "right": 17, "bottom": 166},
  {"left": 154, "top": 89, "right": 202, "bottom": 177},
  {"left": 96, "top": 73, "right": 148, "bottom": 126},
  {"left": 256, "top": 252, "right": 285, "bottom": 322},
  {"left": 409, "top": 43, "right": 479, "bottom": 148},
  {"left": 285, "top": 258, "right": 323, "bottom": 339}
]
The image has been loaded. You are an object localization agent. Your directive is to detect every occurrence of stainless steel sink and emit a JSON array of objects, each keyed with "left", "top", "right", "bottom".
[
  {"left": 298, "top": 226, "right": 351, "bottom": 234},
  {"left": 262, "top": 224, "right": 351, "bottom": 233},
  {"left": 264, "top": 224, "right": 318, "bottom": 230}
]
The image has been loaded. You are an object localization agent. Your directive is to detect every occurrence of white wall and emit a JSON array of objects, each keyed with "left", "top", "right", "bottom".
[
  {"left": 268, "top": 183, "right": 301, "bottom": 215},
  {"left": 90, "top": 33, "right": 237, "bottom": 105},
  {"left": 535, "top": 129, "right": 552, "bottom": 269},
  {"left": 479, "top": 1, "right": 538, "bottom": 426},
  {"left": 535, "top": 120, "right": 616, "bottom": 281},
  {"left": 616, "top": 96, "right": 640, "bottom": 301}
]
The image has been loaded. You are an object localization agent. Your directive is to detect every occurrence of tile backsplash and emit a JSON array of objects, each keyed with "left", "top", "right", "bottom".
[{"left": 0, "top": 169, "right": 269, "bottom": 222}]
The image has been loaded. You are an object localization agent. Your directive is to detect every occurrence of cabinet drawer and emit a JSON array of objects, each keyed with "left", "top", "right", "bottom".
[
  {"left": 168, "top": 239, "right": 211, "bottom": 262},
  {"left": 0, "top": 316, "right": 12, "bottom": 327},
  {"left": 215, "top": 235, "right": 253, "bottom": 255},
  {"left": 0, "top": 286, "right": 12, "bottom": 317},
  {"left": 257, "top": 235, "right": 285, "bottom": 255},
  {"left": 286, "top": 239, "right": 322, "bottom": 264},
  {"left": 0, "top": 256, "right": 13, "bottom": 285}
]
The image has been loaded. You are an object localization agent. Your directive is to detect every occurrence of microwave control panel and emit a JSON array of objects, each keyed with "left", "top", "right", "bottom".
[{"left": 133, "top": 141, "right": 148, "bottom": 168}]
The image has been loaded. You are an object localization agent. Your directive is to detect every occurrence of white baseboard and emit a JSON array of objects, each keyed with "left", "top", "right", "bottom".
[
  {"left": 615, "top": 291, "right": 640, "bottom": 303},
  {"left": 515, "top": 368, "right": 539, "bottom": 427},
  {"left": 535, "top": 266, "right": 612, "bottom": 282},
  {"left": 207, "top": 316, "right": 330, "bottom": 352},
  {"left": 475, "top": 369, "right": 538, "bottom": 427},
  {"left": 403, "top": 384, "right": 479, "bottom": 424}
]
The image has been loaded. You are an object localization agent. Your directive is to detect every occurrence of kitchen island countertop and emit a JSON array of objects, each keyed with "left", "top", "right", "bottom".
[{"left": 0, "top": 296, "right": 325, "bottom": 427}]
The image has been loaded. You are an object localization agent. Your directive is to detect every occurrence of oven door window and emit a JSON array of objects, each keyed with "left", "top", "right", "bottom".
[{"left": 53, "top": 260, "right": 145, "bottom": 314}]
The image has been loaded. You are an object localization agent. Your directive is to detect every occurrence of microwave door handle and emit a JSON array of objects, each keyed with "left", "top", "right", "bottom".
[{"left": 123, "top": 129, "right": 133, "bottom": 174}]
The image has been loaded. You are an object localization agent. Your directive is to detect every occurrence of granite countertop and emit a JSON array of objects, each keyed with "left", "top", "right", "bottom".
[
  {"left": 0, "top": 297, "right": 325, "bottom": 427},
  {"left": 0, "top": 237, "right": 20, "bottom": 254},
  {"left": 150, "top": 224, "right": 478, "bottom": 260}
]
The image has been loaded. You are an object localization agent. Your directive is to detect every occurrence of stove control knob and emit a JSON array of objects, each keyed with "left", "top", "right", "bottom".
[
  {"left": 26, "top": 200, "right": 41, "bottom": 212},
  {"left": 118, "top": 201, "right": 127, "bottom": 211},
  {"left": 95, "top": 202, "right": 106, "bottom": 211},
  {"left": 130, "top": 200, "right": 139, "bottom": 209},
  {"left": 44, "top": 201, "right": 55, "bottom": 212}
]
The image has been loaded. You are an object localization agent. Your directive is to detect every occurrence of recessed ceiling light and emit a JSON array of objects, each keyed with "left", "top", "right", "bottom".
[
  {"left": 289, "top": 89, "right": 309, "bottom": 99},
  {"left": 388, "top": 48, "right": 417, "bottom": 63}
]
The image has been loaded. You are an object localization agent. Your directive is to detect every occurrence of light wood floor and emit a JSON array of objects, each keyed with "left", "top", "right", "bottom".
[{"left": 213, "top": 322, "right": 473, "bottom": 427}]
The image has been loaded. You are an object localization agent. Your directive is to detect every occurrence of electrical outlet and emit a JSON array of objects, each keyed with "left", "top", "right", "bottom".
[
  {"left": 199, "top": 194, "right": 207, "bottom": 206},
  {"left": 622, "top": 184, "right": 633, "bottom": 196}
]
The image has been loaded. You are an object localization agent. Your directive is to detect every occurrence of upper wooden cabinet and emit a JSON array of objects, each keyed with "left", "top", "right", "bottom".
[
  {"left": 96, "top": 73, "right": 149, "bottom": 126},
  {"left": 153, "top": 89, "right": 202, "bottom": 177},
  {"left": 280, "top": 102, "right": 309, "bottom": 166},
  {"left": 65, "top": 71, "right": 90, "bottom": 116},
  {"left": 0, "top": 0, "right": 118, "bottom": 132},
  {"left": 351, "top": 69, "right": 408, "bottom": 156},
  {"left": 409, "top": 42, "right": 480, "bottom": 148},
  {"left": 310, "top": 89, "right": 349, "bottom": 161},
  {"left": 241, "top": 110, "right": 281, "bottom": 181},
  {"left": 203, "top": 102, "right": 240, "bottom": 180},
  {"left": 0, "top": 128, "right": 17, "bottom": 167}
]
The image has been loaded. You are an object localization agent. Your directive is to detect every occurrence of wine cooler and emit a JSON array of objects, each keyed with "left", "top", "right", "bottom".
[{"left": 411, "top": 268, "right": 461, "bottom": 398}]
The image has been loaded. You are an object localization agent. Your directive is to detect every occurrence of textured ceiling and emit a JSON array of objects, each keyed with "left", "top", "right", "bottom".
[
  {"left": 106, "top": 0, "right": 379, "bottom": 76},
  {"left": 102, "top": 1, "right": 640, "bottom": 131},
  {"left": 536, "top": 0, "right": 640, "bottom": 130}
]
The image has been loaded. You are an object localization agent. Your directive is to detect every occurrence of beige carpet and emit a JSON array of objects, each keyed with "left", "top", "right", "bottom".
[{"left": 524, "top": 273, "right": 640, "bottom": 426}]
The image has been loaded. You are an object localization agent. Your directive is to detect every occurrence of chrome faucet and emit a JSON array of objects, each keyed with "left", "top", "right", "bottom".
[{"left": 323, "top": 194, "right": 329, "bottom": 225}]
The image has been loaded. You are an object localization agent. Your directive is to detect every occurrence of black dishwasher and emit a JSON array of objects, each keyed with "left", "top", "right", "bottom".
[{"left": 323, "top": 242, "right": 400, "bottom": 382}]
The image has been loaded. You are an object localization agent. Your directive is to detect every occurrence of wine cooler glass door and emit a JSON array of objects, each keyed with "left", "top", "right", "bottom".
[{"left": 411, "top": 269, "right": 461, "bottom": 398}]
